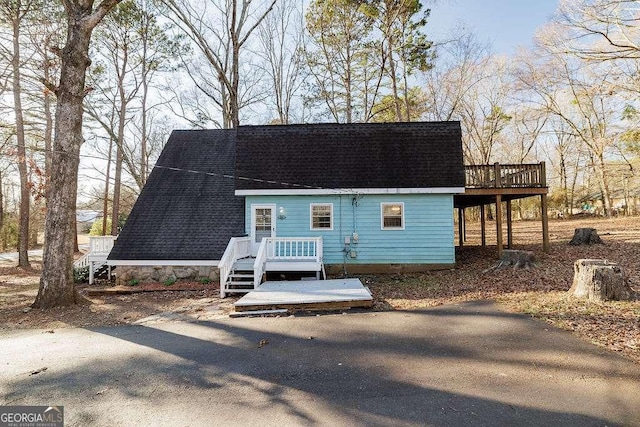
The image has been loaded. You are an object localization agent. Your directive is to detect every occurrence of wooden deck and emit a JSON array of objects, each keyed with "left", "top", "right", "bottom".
[
  {"left": 455, "top": 162, "right": 550, "bottom": 256},
  {"left": 456, "top": 162, "right": 547, "bottom": 207},
  {"left": 233, "top": 278, "right": 373, "bottom": 312}
]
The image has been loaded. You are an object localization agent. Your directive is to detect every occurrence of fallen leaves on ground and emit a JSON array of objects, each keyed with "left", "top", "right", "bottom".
[
  {"left": 366, "top": 217, "right": 640, "bottom": 365},
  {"left": 0, "top": 217, "right": 638, "bottom": 365}
]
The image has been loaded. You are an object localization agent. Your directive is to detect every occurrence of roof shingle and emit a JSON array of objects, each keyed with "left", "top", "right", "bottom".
[
  {"left": 108, "top": 129, "right": 245, "bottom": 261},
  {"left": 235, "top": 122, "right": 464, "bottom": 191}
]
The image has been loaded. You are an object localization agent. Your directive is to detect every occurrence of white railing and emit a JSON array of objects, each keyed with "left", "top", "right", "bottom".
[
  {"left": 73, "top": 236, "right": 117, "bottom": 284},
  {"left": 74, "top": 252, "right": 90, "bottom": 269},
  {"left": 219, "top": 236, "right": 251, "bottom": 297},
  {"left": 89, "top": 236, "right": 117, "bottom": 255},
  {"left": 253, "top": 239, "right": 268, "bottom": 288},
  {"left": 264, "top": 237, "right": 323, "bottom": 261}
]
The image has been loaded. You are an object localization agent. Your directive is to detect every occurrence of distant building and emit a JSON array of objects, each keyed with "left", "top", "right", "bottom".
[{"left": 76, "top": 210, "right": 102, "bottom": 233}]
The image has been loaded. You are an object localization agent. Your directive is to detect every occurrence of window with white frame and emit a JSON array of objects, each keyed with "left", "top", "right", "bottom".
[
  {"left": 381, "top": 202, "right": 404, "bottom": 230},
  {"left": 310, "top": 203, "right": 333, "bottom": 230}
]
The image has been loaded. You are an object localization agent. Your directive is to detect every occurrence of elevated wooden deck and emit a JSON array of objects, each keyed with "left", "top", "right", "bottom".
[
  {"left": 455, "top": 162, "right": 548, "bottom": 208},
  {"left": 455, "top": 162, "right": 549, "bottom": 256}
]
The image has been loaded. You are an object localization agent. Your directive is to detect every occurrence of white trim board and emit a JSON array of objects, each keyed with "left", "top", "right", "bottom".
[
  {"left": 236, "top": 187, "right": 465, "bottom": 196},
  {"left": 106, "top": 260, "right": 219, "bottom": 267}
]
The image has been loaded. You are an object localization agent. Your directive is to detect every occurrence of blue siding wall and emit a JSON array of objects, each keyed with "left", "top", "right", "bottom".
[{"left": 245, "top": 194, "right": 455, "bottom": 265}]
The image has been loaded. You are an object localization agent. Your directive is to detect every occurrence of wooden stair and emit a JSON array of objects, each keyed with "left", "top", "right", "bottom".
[{"left": 224, "top": 258, "right": 256, "bottom": 294}]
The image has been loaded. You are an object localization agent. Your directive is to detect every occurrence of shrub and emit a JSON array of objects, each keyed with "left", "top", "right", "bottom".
[
  {"left": 127, "top": 279, "right": 139, "bottom": 286},
  {"left": 89, "top": 218, "right": 111, "bottom": 236},
  {"left": 198, "top": 277, "right": 211, "bottom": 284},
  {"left": 73, "top": 266, "right": 89, "bottom": 283},
  {"left": 163, "top": 278, "right": 176, "bottom": 286}
]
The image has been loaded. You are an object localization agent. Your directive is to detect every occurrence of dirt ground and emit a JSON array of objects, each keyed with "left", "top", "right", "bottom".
[{"left": 1, "top": 217, "right": 638, "bottom": 364}]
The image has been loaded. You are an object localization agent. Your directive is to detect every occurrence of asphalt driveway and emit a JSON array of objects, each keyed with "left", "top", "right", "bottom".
[{"left": 1, "top": 301, "right": 639, "bottom": 426}]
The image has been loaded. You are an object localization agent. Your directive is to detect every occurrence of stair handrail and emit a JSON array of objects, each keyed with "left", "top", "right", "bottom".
[
  {"left": 253, "top": 238, "right": 268, "bottom": 288},
  {"left": 219, "top": 236, "right": 251, "bottom": 297},
  {"left": 74, "top": 252, "right": 90, "bottom": 270}
]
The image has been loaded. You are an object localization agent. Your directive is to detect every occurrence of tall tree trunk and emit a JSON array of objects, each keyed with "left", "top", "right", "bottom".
[
  {"left": 387, "top": 41, "right": 402, "bottom": 121},
  {"left": 402, "top": 62, "right": 411, "bottom": 121},
  {"left": 111, "top": 146, "right": 121, "bottom": 236},
  {"left": 43, "top": 45, "right": 54, "bottom": 202},
  {"left": 111, "top": 47, "right": 128, "bottom": 236},
  {"left": 34, "top": 0, "right": 123, "bottom": 308},
  {"left": 102, "top": 137, "right": 113, "bottom": 235},
  {"left": 345, "top": 45, "right": 352, "bottom": 124},
  {"left": 595, "top": 153, "right": 612, "bottom": 217},
  {"left": 0, "top": 170, "right": 4, "bottom": 234},
  {"left": 12, "top": 14, "right": 31, "bottom": 268},
  {"left": 230, "top": 0, "right": 240, "bottom": 128},
  {"left": 140, "top": 38, "right": 149, "bottom": 186}
]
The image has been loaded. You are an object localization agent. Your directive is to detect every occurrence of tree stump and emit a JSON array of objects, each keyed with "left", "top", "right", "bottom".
[
  {"left": 569, "top": 259, "right": 634, "bottom": 302},
  {"left": 484, "top": 249, "right": 536, "bottom": 272},
  {"left": 569, "top": 228, "right": 603, "bottom": 245}
]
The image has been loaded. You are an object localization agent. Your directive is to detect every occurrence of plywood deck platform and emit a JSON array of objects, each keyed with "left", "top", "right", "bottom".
[{"left": 233, "top": 278, "right": 373, "bottom": 312}]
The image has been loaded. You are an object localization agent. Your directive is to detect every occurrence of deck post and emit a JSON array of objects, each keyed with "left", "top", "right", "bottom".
[
  {"left": 458, "top": 208, "right": 464, "bottom": 247},
  {"left": 506, "top": 199, "right": 513, "bottom": 249},
  {"left": 463, "top": 208, "right": 467, "bottom": 241},
  {"left": 480, "top": 205, "right": 486, "bottom": 246},
  {"left": 540, "top": 161, "right": 550, "bottom": 253},
  {"left": 494, "top": 162, "right": 501, "bottom": 188},
  {"left": 541, "top": 194, "right": 550, "bottom": 253},
  {"left": 496, "top": 195, "right": 503, "bottom": 258}
]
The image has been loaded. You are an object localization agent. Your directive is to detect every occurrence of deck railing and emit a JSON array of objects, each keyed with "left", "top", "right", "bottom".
[
  {"left": 219, "top": 236, "right": 251, "bottom": 297},
  {"left": 89, "top": 235, "right": 117, "bottom": 256},
  {"left": 253, "top": 237, "right": 323, "bottom": 288},
  {"left": 70, "top": 236, "right": 118, "bottom": 285},
  {"left": 264, "top": 237, "right": 323, "bottom": 261},
  {"left": 465, "top": 162, "right": 546, "bottom": 189}
]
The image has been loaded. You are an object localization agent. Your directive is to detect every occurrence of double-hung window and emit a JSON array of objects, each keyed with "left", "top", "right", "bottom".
[
  {"left": 310, "top": 203, "right": 333, "bottom": 230},
  {"left": 381, "top": 202, "right": 404, "bottom": 230}
]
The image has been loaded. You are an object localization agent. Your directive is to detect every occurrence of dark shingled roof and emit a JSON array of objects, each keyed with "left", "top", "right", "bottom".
[
  {"left": 108, "top": 129, "right": 245, "bottom": 261},
  {"left": 235, "top": 122, "right": 464, "bottom": 191}
]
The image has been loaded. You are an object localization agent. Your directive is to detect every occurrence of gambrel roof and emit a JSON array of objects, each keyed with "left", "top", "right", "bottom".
[
  {"left": 108, "top": 129, "right": 245, "bottom": 261},
  {"left": 109, "top": 122, "right": 464, "bottom": 261},
  {"left": 235, "top": 122, "right": 464, "bottom": 193}
]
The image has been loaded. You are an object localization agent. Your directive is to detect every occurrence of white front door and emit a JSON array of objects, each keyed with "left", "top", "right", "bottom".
[{"left": 251, "top": 204, "right": 276, "bottom": 256}]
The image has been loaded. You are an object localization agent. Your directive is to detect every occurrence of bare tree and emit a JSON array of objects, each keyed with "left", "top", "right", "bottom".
[
  {"left": 33, "top": 0, "right": 122, "bottom": 309},
  {"left": 514, "top": 38, "right": 621, "bottom": 216},
  {"left": 85, "top": 0, "right": 178, "bottom": 235},
  {"left": 423, "top": 31, "right": 491, "bottom": 122},
  {"left": 160, "top": 0, "right": 276, "bottom": 128},
  {"left": 24, "top": 2, "right": 64, "bottom": 202},
  {"left": 0, "top": 0, "right": 41, "bottom": 268},
  {"left": 257, "top": 0, "right": 304, "bottom": 124},
  {"left": 304, "top": 0, "right": 384, "bottom": 123},
  {"left": 556, "top": 0, "right": 640, "bottom": 61},
  {"left": 540, "top": 118, "right": 585, "bottom": 215},
  {"left": 457, "top": 56, "right": 513, "bottom": 165},
  {"left": 374, "top": 0, "right": 433, "bottom": 121},
  {"left": 500, "top": 107, "right": 547, "bottom": 164}
]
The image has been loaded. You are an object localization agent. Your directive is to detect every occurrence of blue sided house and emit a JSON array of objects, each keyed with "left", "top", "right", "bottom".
[{"left": 107, "top": 122, "right": 465, "bottom": 296}]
